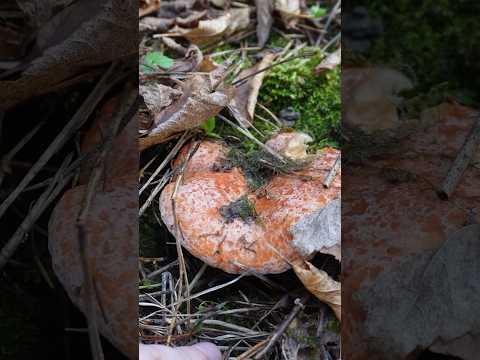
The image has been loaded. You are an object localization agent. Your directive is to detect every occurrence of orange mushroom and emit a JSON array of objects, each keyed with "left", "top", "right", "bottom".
[
  {"left": 48, "top": 95, "right": 138, "bottom": 359},
  {"left": 342, "top": 102, "right": 480, "bottom": 360},
  {"left": 159, "top": 133, "right": 341, "bottom": 274}
]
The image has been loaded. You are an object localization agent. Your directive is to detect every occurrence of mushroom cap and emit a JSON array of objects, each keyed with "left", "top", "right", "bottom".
[
  {"left": 342, "top": 103, "right": 480, "bottom": 359},
  {"left": 48, "top": 175, "right": 138, "bottom": 359},
  {"left": 160, "top": 138, "right": 340, "bottom": 274},
  {"left": 48, "top": 94, "right": 138, "bottom": 358},
  {"left": 173, "top": 140, "right": 228, "bottom": 179},
  {"left": 79, "top": 96, "right": 138, "bottom": 184}
]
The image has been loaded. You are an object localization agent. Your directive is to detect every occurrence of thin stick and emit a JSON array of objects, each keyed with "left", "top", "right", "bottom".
[
  {"left": 0, "top": 62, "right": 120, "bottom": 222},
  {"left": 0, "top": 154, "right": 73, "bottom": 270},
  {"left": 139, "top": 131, "right": 191, "bottom": 196},
  {"left": 217, "top": 114, "right": 286, "bottom": 163},
  {"left": 437, "top": 115, "right": 480, "bottom": 200},
  {"left": 76, "top": 82, "right": 136, "bottom": 360},
  {"left": 254, "top": 293, "right": 310, "bottom": 359},
  {"left": 316, "top": 0, "right": 341, "bottom": 46},
  {"left": 0, "top": 121, "right": 45, "bottom": 187},
  {"left": 236, "top": 338, "right": 270, "bottom": 360},
  {"left": 257, "top": 103, "right": 283, "bottom": 127},
  {"left": 323, "top": 153, "right": 341, "bottom": 188},
  {"left": 139, "top": 169, "right": 172, "bottom": 216},
  {"left": 187, "top": 263, "right": 208, "bottom": 292},
  {"left": 166, "top": 141, "right": 202, "bottom": 343}
]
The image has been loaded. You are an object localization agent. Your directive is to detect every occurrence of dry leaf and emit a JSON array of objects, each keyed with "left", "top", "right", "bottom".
[
  {"left": 1, "top": 0, "right": 136, "bottom": 109},
  {"left": 292, "top": 260, "right": 341, "bottom": 320},
  {"left": 139, "top": 83, "right": 182, "bottom": 117},
  {"left": 15, "top": 0, "right": 74, "bottom": 27},
  {"left": 275, "top": 0, "right": 301, "bottom": 28},
  {"left": 255, "top": 0, "right": 273, "bottom": 47},
  {"left": 291, "top": 198, "right": 341, "bottom": 260},
  {"left": 139, "top": 0, "right": 162, "bottom": 17},
  {"left": 265, "top": 131, "right": 313, "bottom": 160},
  {"left": 358, "top": 224, "right": 480, "bottom": 360},
  {"left": 139, "top": 16, "right": 175, "bottom": 33},
  {"left": 139, "top": 72, "right": 234, "bottom": 151},
  {"left": 316, "top": 48, "right": 341, "bottom": 74},
  {"left": 174, "top": 8, "right": 250, "bottom": 45},
  {"left": 209, "top": 0, "right": 229, "bottom": 8},
  {"left": 229, "top": 52, "right": 276, "bottom": 127}
]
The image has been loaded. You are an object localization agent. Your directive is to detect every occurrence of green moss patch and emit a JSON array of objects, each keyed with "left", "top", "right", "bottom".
[{"left": 219, "top": 195, "right": 257, "bottom": 223}]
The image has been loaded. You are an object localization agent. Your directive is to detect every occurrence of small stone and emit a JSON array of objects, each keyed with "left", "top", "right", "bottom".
[{"left": 279, "top": 107, "right": 300, "bottom": 126}]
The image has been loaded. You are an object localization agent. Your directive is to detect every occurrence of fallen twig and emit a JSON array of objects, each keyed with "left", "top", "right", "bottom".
[
  {"left": 253, "top": 294, "right": 310, "bottom": 359},
  {"left": 437, "top": 114, "right": 480, "bottom": 199},
  {"left": 0, "top": 121, "right": 45, "bottom": 187},
  {"left": 323, "top": 153, "right": 341, "bottom": 188},
  {"left": 0, "top": 154, "right": 74, "bottom": 270},
  {"left": 0, "top": 61, "right": 123, "bottom": 222}
]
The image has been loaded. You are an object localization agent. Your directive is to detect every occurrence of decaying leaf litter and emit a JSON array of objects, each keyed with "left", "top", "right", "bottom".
[{"left": 139, "top": 1, "right": 341, "bottom": 359}]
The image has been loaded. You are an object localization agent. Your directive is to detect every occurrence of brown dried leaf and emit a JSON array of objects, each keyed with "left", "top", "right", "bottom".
[
  {"left": 140, "top": 83, "right": 182, "bottom": 115},
  {"left": 140, "top": 73, "right": 234, "bottom": 151},
  {"left": 255, "top": 0, "right": 273, "bottom": 47},
  {"left": 169, "top": 45, "right": 204, "bottom": 72},
  {"left": 173, "top": 8, "right": 250, "bottom": 45},
  {"left": 229, "top": 52, "right": 276, "bottom": 127},
  {"left": 139, "top": 0, "right": 162, "bottom": 17},
  {"left": 1, "top": 0, "right": 136, "bottom": 109},
  {"left": 139, "top": 16, "right": 175, "bottom": 33},
  {"left": 342, "top": 67, "right": 413, "bottom": 135},
  {"left": 176, "top": 10, "right": 208, "bottom": 28},
  {"left": 315, "top": 48, "right": 341, "bottom": 74},
  {"left": 292, "top": 260, "right": 341, "bottom": 320}
]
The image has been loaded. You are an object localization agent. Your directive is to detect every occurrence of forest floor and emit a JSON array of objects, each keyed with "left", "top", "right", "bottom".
[{"left": 138, "top": 1, "right": 341, "bottom": 359}]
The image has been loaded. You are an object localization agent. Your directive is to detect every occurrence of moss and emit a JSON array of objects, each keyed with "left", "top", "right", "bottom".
[
  {"left": 258, "top": 50, "right": 341, "bottom": 150},
  {"left": 221, "top": 146, "right": 309, "bottom": 190},
  {"left": 219, "top": 195, "right": 257, "bottom": 223},
  {"left": 365, "top": 0, "right": 480, "bottom": 97}
]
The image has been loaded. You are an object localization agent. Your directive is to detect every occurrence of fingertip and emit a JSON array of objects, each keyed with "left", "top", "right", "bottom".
[{"left": 191, "top": 342, "right": 222, "bottom": 360}]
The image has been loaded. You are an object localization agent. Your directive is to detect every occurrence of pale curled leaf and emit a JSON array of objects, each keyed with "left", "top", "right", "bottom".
[
  {"left": 315, "top": 48, "right": 341, "bottom": 74},
  {"left": 265, "top": 131, "right": 313, "bottom": 160},
  {"left": 292, "top": 260, "right": 341, "bottom": 320},
  {"left": 229, "top": 53, "right": 276, "bottom": 127},
  {"left": 275, "top": 0, "right": 301, "bottom": 28}
]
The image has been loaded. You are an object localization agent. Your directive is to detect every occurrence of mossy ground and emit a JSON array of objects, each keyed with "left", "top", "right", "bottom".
[
  {"left": 208, "top": 37, "right": 341, "bottom": 152},
  {"left": 258, "top": 53, "right": 341, "bottom": 150}
]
